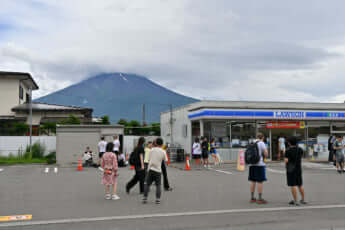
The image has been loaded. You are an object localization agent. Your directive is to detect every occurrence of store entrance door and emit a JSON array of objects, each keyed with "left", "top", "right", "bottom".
[{"left": 270, "top": 129, "right": 295, "bottom": 160}]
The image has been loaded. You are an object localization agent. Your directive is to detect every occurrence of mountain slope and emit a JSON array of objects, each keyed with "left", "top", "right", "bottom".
[{"left": 35, "top": 73, "right": 198, "bottom": 123}]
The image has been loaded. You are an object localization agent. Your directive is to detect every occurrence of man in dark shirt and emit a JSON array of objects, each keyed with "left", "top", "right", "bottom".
[
  {"left": 284, "top": 136, "right": 306, "bottom": 206},
  {"left": 201, "top": 137, "right": 209, "bottom": 168}
]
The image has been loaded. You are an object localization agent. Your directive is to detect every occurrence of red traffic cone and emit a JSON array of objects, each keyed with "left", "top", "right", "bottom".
[
  {"left": 185, "top": 155, "right": 191, "bottom": 171},
  {"left": 77, "top": 158, "right": 83, "bottom": 171},
  {"left": 167, "top": 153, "right": 170, "bottom": 166},
  {"left": 130, "top": 165, "right": 135, "bottom": 170}
]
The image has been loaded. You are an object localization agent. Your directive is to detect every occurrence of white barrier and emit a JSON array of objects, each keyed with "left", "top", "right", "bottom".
[{"left": 0, "top": 136, "right": 56, "bottom": 156}]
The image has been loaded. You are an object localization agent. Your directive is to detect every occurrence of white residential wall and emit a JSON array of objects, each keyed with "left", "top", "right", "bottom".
[
  {"left": 0, "top": 136, "right": 56, "bottom": 156},
  {"left": 122, "top": 136, "right": 159, "bottom": 155},
  {"left": 161, "top": 107, "right": 192, "bottom": 154},
  {"left": 0, "top": 78, "right": 20, "bottom": 116}
]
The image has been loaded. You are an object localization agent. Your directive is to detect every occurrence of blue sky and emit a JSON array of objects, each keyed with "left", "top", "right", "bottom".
[{"left": 1, "top": 0, "right": 345, "bottom": 102}]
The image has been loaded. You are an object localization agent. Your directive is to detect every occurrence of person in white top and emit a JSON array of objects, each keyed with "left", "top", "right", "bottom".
[
  {"left": 113, "top": 135, "right": 121, "bottom": 156},
  {"left": 143, "top": 138, "right": 168, "bottom": 204},
  {"left": 249, "top": 133, "right": 268, "bottom": 204},
  {"left": 278, "top": 135, "right": 286, "bottom": 161},
  {"left": 192, "top": 137, "right": 202, "bottom": 166},
  {"left": 98, "top": 137, "right": 107, "bottom": 166}
]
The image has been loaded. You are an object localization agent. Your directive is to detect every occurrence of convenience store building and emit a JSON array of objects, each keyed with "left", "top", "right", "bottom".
[{"left": 161, "top": 101, "right": 345, "bottom": 161}]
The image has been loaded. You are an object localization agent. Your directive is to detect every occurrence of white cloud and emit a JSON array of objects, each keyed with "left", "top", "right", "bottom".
[{"left": 0, "top": 0, "right": 345, "bottom": 102}]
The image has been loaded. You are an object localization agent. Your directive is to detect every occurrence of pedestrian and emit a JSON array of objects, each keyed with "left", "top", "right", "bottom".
[
  {"left": 201, "top": 137, "right": 210, "bottom": 168},
  {"left": 101, "top": 142, "right": 120, "bottom": 200},
  {"left": 98, "top": 137, "right": 107, "bottom": 167},
  {"left": 328, "top": 135, "right": 335, "bottom": 164},
  {"left": 113, "top": 135, "right": 121, "bottom": 157},
  {"left": 210, "top": 138, "right": 220, "bottom": 166},
  {"left": 82, "top": 146, "right": 94, "bottom": 167},
  {"left": 161, "top": 144, "right": 173, "bottom": 191},
  {"left": 278, "top": 135, "right": 286, "bottom": 161},
  {"left": 126, "top": 137, "right": 146, "bottom": 194},
  {"left": 143, "top": 138, "right": 168, "bottom": 204},
  {"left": 284, "top": 136, "right": 307, "bottom": 206},
  {"left": 333, "top": 135, "right": 345, "bottom": 174},
  {"left": 144, "top": 141, "right": 153, "bottom": 172},
  {"left": 249, "top": 133, "right": 268, "bottom": 204},
  {"left": 192, "top": 137, "right": 202, "bottom": 166}
]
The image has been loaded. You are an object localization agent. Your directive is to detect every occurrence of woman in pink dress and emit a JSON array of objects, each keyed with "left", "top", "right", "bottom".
[{"left": 101, "top": 142, "right": 119, "bottom": 200}]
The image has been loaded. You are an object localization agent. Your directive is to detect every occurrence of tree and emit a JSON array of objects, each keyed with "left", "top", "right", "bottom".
[
  {"left": 40, "top": 122, "right": 56, "bottom": 136},
  {"left": 150, "top": 123, "right": 161, "bottom": 136},
  {"left": 101, "top": 115, "right": 110, "bottom": 125},
  {"left": 127, "top": 120, "right": 141, "bottom": 135},
  {"left": 13, "top": 122, "right": 29, "bottom": 136},
  {"left": 117, "top": 119, "right": 128, "bottom": 126},
  {"left": 60, "top": 115, "right": 81, "bottom": 125}
]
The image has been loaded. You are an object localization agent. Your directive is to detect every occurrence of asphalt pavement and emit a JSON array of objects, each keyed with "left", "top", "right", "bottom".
[{"left": 0, "top": 162, "right": 344, "bottom": 229}]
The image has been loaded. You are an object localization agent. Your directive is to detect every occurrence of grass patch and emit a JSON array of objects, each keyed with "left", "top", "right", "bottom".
[{"left": 0, "top": 157, "right": 48, "bottom": 165}]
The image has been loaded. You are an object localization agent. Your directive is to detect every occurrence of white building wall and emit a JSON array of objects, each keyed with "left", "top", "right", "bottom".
[
  {"left": 0, "top": 78, "right": 20, "bottom": 116},
  {"left": 161, "top": 106, "right": 192, "bottom": 154},
  {"left": 0, "top": 136, "right": 56, "bottom": 156}
]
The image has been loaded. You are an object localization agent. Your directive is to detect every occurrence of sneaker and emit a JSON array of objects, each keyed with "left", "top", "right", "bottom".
[
  {"left": 337, "top": 170, "right": 342, "bottom": 174},
  {"left": 289, "top": 200, "right": 299, "bottom": 206},
  {"left": 300, "top": 200, "right": 307, "bottom": 205},
  {"left": 207, "top": 165, "right": 211, "bottom": 169},
  {"left": 112, "top": 194, "right": 120, "bottom": 200},
  {"left": 155, "top": 200, "right": 161, "bottom": 204},
  {"left": 142, "top": 197, "right": 147, "bottom": 204},
  {"left": 98, "top": 167, "right": 104, "bottom": 172},
  {"left": 256, "top": 199, "right": 268, "bottom": 204},
  {"left": 164, "top": 187, "right": 173, "bottom": 191},
  {"left": 105, "top": 194, "right": 111, "bottom": 200},
  {"left": 250, "top": 198, "right": 257, "bottom": 203}
]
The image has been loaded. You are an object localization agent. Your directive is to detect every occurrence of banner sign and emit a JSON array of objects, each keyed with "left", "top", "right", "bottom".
[
  {"left": 266, "top": 121, "right": 305, "bottom": 129},
  {"left": 188, "top": 109, "right": 345, "bottom": 120}
]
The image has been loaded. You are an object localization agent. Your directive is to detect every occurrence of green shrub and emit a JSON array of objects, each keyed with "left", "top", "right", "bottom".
[
  {"left": 45, "top": 151, "right": 56, "bottom": 164},
  {"left": 23, "top": 142, "right": 46, "bottom": 159}
]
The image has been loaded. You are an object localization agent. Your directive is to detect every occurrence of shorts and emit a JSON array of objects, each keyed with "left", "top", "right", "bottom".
[
  {"left": 210, "top": 149, "right": 217, "bottom": 155},
  {"left": 336, "top": 152, "right": 345, "bottom": 163},
  {"left": 192, "top": 154, "right": 201, "bottom": 159},
  {"left": 248, "top": 166, "right": 267, "bottom": 183},
  {"left": 202, "top": 150, "right": 209, "bottom": 159},
  {"left": 287, "top": 171, "right": 303, "bottom": 187},
  {"left": 279, "top": 146, "right": 286, "bottom": 152},
  {"left": 99, "top": 152, "right": 105, "bottom": 158}
]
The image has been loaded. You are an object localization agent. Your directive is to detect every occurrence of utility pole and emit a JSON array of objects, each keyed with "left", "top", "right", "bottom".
[
  {"left": 170, "top": 104, "right": 173, "bottom": 145},
  {"left": 29, "top": 87, "right": 33, "bottom": 153},
  {"left": 142, "top": 104, "right": 146, "bottom": 126}
]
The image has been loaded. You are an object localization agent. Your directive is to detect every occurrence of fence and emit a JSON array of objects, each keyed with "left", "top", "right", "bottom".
[{"left": 0, "top": 136, "right": 56, "bottom": 157}]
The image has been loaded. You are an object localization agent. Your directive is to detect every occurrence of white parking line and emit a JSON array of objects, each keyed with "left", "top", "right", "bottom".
[
  {"left": 0, "top": 204, "right": 344, "bottom": 228},
  {"left": 44, "top": 168, "right": 49, "bottom": 174},
  {"left": 54, "top": 168, "right": 58, "bottom": 173},
  {"left": 208, "top": 168, "right": 233, "bottom": 175},
  {"left": 266, "top": 168, "right": 285, "bottom": 175},
  {"left": 0, "top": 169, "right": 3, "bottom": 173}
]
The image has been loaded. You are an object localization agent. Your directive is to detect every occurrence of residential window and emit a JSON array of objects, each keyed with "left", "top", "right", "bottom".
[{"left": 19, "top": 86, "right": 24, "bottom": 100}]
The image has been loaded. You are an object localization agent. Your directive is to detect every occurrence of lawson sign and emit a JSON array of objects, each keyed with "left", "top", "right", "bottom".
[
  {"left": 274, "top": 111, "right": 305, "bottom": 119},
  {"left": 188, "top": 109, "right": 345, "bottom": 120}
]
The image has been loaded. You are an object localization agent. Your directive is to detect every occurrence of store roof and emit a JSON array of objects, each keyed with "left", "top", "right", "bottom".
[
  {"left": 12, "top": 102, "right": 93, "bottom": 112},
  {"left": 0, "top": 71, "right": 39, "bottom": 90},
  {"left": 183, "top": 100, "right": 345, "bottom": 112}
]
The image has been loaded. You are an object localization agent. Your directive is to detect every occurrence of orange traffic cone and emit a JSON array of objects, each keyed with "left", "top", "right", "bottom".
[
  {"left": 185, "top": 155, "right": 191, "bottom": 171},
  {"left": 77, "top": 158, "right": 83, "bottom": 171}
]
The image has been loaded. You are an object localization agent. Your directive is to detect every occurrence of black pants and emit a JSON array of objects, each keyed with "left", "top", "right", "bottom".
[
  {"left": 144, "top": 170, "right": 162, "bottom": 199},
  {"left": 126, "top": 169, "right": 145, "bottom": 193},
  {"left": 161, "top": 161, "right": 170, "bottom": 189}
]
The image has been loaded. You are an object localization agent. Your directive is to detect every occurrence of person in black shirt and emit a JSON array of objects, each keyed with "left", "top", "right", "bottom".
[
  {"left": 126, "top": 137, "right": 146, "bottom": 194},
  {"left": 201, "top": 137, "right": 210, "bottom": 168},
  {"left": 284, "top": 136, "right": 307, "bottom": 206}
]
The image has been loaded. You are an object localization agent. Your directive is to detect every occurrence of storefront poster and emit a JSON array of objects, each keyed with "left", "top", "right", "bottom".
[{"left": 266, "top": 121, "right": 305, "bottom": 129}]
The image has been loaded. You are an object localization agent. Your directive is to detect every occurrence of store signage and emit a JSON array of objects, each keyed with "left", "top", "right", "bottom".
[
  {"left": 266, "top": 121, "right": 305, "bottom": 129},
  {"left": 188, "top": 109, "right": 345, "bottom": 120},
  {"left": 274, "top": 111, "right": 305, "bottom": 119}
]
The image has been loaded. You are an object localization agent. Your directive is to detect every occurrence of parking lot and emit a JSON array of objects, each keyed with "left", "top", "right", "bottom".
[{"left": 0, "top": 162, "right": 344, "bottom": 230}]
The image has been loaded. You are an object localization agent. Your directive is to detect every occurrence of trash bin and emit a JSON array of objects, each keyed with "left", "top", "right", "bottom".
[{"left": 176, "top": 149, "right": 185, "bottom": 162}]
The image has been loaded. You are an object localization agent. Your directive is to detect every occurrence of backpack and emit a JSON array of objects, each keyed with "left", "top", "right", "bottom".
[
  {"left": 129, "top": 151, "right": 137, "bottom": 166},
  {"left": 245, "top": 141, "right": 260, "bottom": 164}
]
